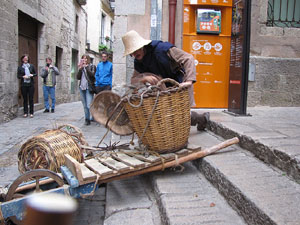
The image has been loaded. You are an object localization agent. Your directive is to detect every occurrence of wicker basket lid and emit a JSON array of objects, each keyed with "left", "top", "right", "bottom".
[{"left": 90, "top": 91, "right": 134, "bottom": 136}]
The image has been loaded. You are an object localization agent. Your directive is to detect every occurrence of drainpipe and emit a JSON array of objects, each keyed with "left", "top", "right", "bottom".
[{"left": 168, "top": 0, "right": 177, "bottom": 45}]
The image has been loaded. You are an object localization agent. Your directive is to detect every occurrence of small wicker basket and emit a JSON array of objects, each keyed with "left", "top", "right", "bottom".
[
  {"left": 18, "top": 129, "right": 84, "bottom": 173},
  {"left": 123, "top": 78, "right": 191, "bottom": 153}
]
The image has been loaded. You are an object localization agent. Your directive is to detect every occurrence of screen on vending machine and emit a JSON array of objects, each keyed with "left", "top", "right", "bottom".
[{"left": 196, "top": 9, "right": 221, "bottom": 34}]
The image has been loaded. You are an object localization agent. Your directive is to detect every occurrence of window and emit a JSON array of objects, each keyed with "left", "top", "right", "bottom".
[
  {"left": 267, "top": 0, "right": 300, "bottom": 28},
  {"left": 75, "top": 15, "right": 79, "bottom": 33},
  {"left": 100, "top": 13, "right": 106, "bottom": 44},
  {"left": 109, "top": 21, "right": 113, "bottom": 50},
  {"left": 55, "top": 46, "right": 63, "bottom": 72},
  {"left": 71, "top": 49, "right": 78, "bottom": 94}
]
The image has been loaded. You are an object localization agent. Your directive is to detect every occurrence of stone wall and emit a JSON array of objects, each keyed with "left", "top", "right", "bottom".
[
  {"left": 248, "top": 57, "right": 300, "bottom": 107},
  {"left": 0, "top": 0, "right": 87, "bottom": 123},
  {"left": 248, "top": 0, "right": 300, "bottom": 106},
  {"left": 0, "top": 1, "right": 19, "bottom": 122},
  {"left": 112, "top": 0, "right": 148, "bottom": 96},
  {"left": 250, "top": 0, "right": 300, "bottom": 58}
]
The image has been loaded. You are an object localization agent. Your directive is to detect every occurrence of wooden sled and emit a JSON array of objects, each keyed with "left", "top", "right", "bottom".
[
  {"left": 64, "top": 137, "right": 239, "bottom": 186},
  {"left": 0, "top": 137, "right": 238, "bottom": 224}
]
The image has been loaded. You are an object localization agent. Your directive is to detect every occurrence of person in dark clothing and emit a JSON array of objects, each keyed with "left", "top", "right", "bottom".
[
  {"left": 122, "top": 30, "right": 209, "bottom": 131},
  {"left": 17, "top": 54, "right": 37, "bottom": 118}
]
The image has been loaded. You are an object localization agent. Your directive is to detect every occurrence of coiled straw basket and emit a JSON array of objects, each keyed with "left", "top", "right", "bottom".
[
  {"left": 18, "top": 129, "right": 84, "bottom": 173},
  {"left": 123, "top": 78, "right": 191, "bottom": 153}
]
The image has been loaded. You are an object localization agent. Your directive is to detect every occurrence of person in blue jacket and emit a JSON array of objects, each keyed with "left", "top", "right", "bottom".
[{"left": 95, "top": 52, "right": 113, "bottom": 94}]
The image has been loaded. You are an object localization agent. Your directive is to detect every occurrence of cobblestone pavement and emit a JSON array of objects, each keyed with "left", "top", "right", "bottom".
[
  {"left": 0, "top": 102, "right": 111, "bottom": 225},
  {"left": 1, "top": 104, "right": 300, "bottom": 225}
]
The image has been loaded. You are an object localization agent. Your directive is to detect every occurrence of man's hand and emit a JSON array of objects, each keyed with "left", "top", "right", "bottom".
[
  {"left": 140, "top": 75, "right": 160, "bottom": 85},
  {"left": 179, "top": 81, "right": 192, "bottom": 89}
]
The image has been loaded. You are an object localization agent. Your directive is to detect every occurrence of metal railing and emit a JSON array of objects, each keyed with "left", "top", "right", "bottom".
[{"left": 267, "top": 0, "right": 300, "bottom": 28}]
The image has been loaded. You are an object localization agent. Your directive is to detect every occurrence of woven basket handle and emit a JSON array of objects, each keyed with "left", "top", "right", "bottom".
[{"left": 157, "top": 78, "right": 180, "bottom": 88}]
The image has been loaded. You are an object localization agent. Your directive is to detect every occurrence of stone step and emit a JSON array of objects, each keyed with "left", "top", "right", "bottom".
[
  {"left": 103, "top": 149, "right": 247, "bottom": 224},
  {"left": 151, "top": 162, "right": 247, "bottom": 225},
  {"left": 104, "top": 164, "right": 247, "bottom": 225},
  {"left": 191, "top": 130, "right": 300, "bottom": 225},
  {"left": 104, "top": 176, "right": 162, "bottom": 225},
  {"left": 208, "top": 119, "right": 300, "bottom": 183}
]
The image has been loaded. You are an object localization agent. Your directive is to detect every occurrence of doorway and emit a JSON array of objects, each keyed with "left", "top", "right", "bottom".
[
  {"left": 71, "top": 49, "right": 78, "bottom": 94},
  {"left": 18, "top": 11, "right": 39, "bottom": 106}
]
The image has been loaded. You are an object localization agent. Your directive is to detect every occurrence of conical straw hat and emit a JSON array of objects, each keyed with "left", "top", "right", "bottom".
[
  {"left": 122, "top": 30, "right": 151, "bottom": 56},
  {"left": 90, "top": 91, "right": 133, "bottom": 136}
]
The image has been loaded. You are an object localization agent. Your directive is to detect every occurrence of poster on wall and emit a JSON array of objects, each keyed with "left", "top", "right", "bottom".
[{"left": 227, "top": 0, "right": 251, "bottom": 115}]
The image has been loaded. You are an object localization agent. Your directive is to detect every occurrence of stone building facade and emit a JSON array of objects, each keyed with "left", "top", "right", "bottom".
[
  {"left": 85, "top": 0, "right": 114, "bottom": 64},
  {"left": 0, "top": 0, "right": 87, "bottom": 123},
  {"left": 112, "top": 0, "right": 300, "bottom": 107},
  {"left": 248, "top": 0, "right": 300, "bottom": 106}
]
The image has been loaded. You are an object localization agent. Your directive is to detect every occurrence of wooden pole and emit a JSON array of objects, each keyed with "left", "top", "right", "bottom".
[
  {"left": 100, "top": 137, "right": 239, "bottom": 183},
  {"left": 168, "top": 0, "right": 177, "bottom": 44}
]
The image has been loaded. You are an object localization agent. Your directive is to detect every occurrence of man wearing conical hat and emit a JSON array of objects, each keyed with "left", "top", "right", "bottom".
[{"left": 122, "top": 30, "right": 209, "bottom": 131}]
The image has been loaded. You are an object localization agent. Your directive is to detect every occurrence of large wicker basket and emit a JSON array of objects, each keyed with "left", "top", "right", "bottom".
[
  {"left": 123, "top": 79, "right": 191, "bottom": 153},
  {"left": 18, "top": 129, "right": 84, "bottom": 173}
]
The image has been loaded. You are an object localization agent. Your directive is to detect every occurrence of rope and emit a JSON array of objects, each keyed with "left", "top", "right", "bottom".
[
  {"left": 80, "top": 174, "right": 100, "bottom": 198},
  {"left": 171, "top": 155, "right": 185, "bottom": 172},
  {"left": 130, "top": 133, "right": 135, "bottom": 145},
  {"left": 97, "top": 106, "right": 125, "bottom": 147},
  {"left": 147, "top": 150, "right": 166, "bottom": 171},
  {"left": 139, "top": 90, "right": 160, "bottom": 143},
  {"left": 175, "top": 155, "right": 179, "bottom": 166},
  {"left": 126, "top": 85, "right": 159, "bottom": 108},
  {"left": 105, "top": 101, "right": 124, "bottom": 128},
  {"left": 161, "top": 157, "right": 166, "bottom": 171},
  {"left": 97, "top": 127, "right": 110, "bottom": 148}
]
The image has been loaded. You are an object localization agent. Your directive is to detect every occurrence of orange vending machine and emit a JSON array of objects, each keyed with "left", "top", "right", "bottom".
[{"left": 183, "top": 0, "right": 232, "bottom": 108}]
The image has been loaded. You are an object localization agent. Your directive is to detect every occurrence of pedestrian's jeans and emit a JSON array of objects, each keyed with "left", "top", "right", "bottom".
[
  {"left": 43, "top": 85, "right": 56, "bottom": 110},
  {"left": 79, "top": 88, "right": 94, "bottom": 120}
]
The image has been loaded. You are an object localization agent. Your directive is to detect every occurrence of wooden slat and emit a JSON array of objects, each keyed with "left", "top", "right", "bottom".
[
  {"left": 84, "top": 158, "right": 114, "bottom": 176},
  {"left": 97, "top": 157, "right": 132, "bottom": 172},
  {"left": 187, "top": 143, "right": 202, "bottom": 151},
  {"left": 79, "top": 163, "right": 97, "bottom": 181},
  {"left": 64, "top": 154, "right": 83, "bottom": 183},
  {"left": 160, "top": 153, "right": 176, "bottom": 160},
  {"left": 175, "top": 148, "right": 190, "bottom": 156},
  {"left": 122, "top": 150, "right": 178, "bottom": 165},
  {"left": 112, "top": 152, "right": 150, "bottom": 168},
  {"left": 123, "top": 150, "right": 162, "bottom": 163}
]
